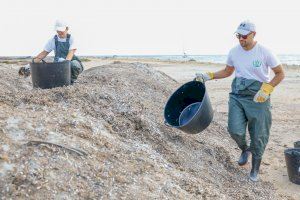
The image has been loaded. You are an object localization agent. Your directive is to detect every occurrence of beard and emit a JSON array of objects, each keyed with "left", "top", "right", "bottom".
[{"left": 239, "top": 41, "right": 247, "bottom": 47}]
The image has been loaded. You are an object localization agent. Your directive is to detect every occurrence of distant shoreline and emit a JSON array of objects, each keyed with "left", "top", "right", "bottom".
[{"left": 1, "top": 56, "right": 300, "bottom": 69}]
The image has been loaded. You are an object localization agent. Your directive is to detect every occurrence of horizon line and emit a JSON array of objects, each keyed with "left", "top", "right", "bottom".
[{"left": 1, "top": 54, "right": 300, "bottom": 58}]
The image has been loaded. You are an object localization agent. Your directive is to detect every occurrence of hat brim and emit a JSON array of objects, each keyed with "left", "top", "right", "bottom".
[
  {"left": 55, "top": 26, "right": 67, "bottom": 32},
  {"left": 235, "top": 29, "right": 251, "bottom": 35}
]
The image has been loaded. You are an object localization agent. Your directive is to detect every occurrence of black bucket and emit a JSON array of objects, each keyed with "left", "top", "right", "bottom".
[
  {"left": 294, "top": 141, "right": 300, "bottom": 148},
  {"left": 30, "top": 59, "right": 71, "bottom": 89},
  {"left": 164, "top": 81, "right": 214, "bottom": 134},
  {"left": 284, "top": 148, "right": 300, "bottom": 185}
]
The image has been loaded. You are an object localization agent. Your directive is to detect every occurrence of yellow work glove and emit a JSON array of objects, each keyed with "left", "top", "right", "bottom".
[
  {"left": 194, "top": 72, "right": 214, "bottom": 83},
  {"left": 253, "top": 83, "right": 274, "bottom": 103}
]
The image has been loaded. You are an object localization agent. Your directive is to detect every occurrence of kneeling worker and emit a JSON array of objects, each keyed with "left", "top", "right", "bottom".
[{"left": 19, "top": 20, "right": 83, "bottom": 84}]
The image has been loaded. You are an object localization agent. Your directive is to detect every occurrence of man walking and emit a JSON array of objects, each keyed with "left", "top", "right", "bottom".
[{"left": 196, "top": 20, "right": 285, "bottom": 181}]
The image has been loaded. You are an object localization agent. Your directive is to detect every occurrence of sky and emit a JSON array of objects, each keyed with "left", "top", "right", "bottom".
[{"left": 1, "top": 0, "right": 300, "bottom": 56}]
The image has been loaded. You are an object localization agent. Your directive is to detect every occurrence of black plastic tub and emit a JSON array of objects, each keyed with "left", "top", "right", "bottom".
[
  {"left": 164, "top": 81, "right": 214, "bottom": 134},
  {"left": 294, "top": 141, "right": 300, "bottom": 148},
  {"left": 284, "top": 148, "right": 300, "bottom": 185},
  {"left": 179, "top": 102, "right": 202, "bottom": 126},
  {"left": 30, "top": 60, "right": 71, "bottom": 89}
]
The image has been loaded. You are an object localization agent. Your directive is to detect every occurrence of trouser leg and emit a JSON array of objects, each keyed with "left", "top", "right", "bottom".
[
  {"left": 244, "top": 99, "right": 272, "bottom": 159},
  {"left": 228, "top": 95, "right": 248, "bottom": 150},
  {"left": 70, "top": 60, "right": 83, "bottom": 82}
]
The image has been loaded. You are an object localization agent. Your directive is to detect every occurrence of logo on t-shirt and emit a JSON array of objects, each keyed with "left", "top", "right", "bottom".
[{"left": 252, "top": 60, "right": 262, "bottom": 68}]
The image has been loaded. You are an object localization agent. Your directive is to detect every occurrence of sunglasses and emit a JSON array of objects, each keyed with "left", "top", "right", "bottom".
[{"left": 236, "top": 32, "right": 252, "bottom": 39}]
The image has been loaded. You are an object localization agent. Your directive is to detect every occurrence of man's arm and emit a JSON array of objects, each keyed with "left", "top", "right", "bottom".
[
  {"left": 33, "top": 50, "right": 49, "bottom": 62},
  {"left": 269, "top": 65, "right": 285, "bottom": 87},
  {"left": 195, "top": 65, "right": 234, "bottom": 82},
  {"left": 19, "top": 50, "right": 49, "bottom": 76},
  {"left": 66, "top": 49, "right": 76, "bottom": 61},
  {"left": 253, "top": 65, "right": 285, "bottom": 103},
  {"left": 213, "top": 65, "right": 235, "bottom": 79}
]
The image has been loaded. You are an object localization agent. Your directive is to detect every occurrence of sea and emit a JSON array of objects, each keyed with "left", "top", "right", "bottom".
[
  {"left": 97, "top": 55, "right": 300, "bottom": 66},
  {"left": 2, "top": 55, "right": 300, "bottom": 66}
]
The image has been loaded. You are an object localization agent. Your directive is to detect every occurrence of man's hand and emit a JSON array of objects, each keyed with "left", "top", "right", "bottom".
[
  {"left": 58, "top": 58, "right": 66, "bottom": 62},
  {"left": 18, "top": 64, "right": 31, "bottom": 77},
  {"left": 253, "top": 83, "right": 274, "bottom": 103},
  {"left": 194, "top": 72, "right": 214, "bottom": 83}
]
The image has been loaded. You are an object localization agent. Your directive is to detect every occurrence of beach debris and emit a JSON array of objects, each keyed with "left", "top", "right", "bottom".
[
  {"left": 0, "top": 61, "right": 283, "bottom": 199},
  {"left": 18, "top": 64, "right": 31, "bottom": 77},
  {"left": 26, "top": 141, "right": 88, "bottom": 156}
]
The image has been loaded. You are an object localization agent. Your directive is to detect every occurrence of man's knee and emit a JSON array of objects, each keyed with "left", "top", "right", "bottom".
[
  {"left": 227, "top": 122, "right": 246, "bottom": 136},
  {"left": 228, "top": 130, "right": 245, "bottom": 141},
  {"left": 228, "top": 130, "right": 247, "bottom": 150},
  {"left": 250, "top": 132, "right": 270, "bottom": 159},
  {"left": 71, "top": 60, "right": 83, "bottom": 72}
]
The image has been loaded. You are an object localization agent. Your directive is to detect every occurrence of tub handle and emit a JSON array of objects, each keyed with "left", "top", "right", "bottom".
[{"left": 32, "top": 57, "right": 47, "bottom": 64}]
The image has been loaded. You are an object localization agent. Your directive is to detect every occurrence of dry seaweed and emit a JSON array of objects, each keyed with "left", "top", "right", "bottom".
[{"left": 0, "top": 62, "right": 290, "bottom": 199}]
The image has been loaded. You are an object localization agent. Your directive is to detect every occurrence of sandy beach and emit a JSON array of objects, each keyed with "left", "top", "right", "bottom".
[
  {"left": 0, "top": 57, "right": 299, "bottom": 199},
  {"left": 152, "top": 60, "right": 300, "bottom": 199},
  {"left": 85, "top": 57, "right": 300, "bottom": 199},
  {"left": 2, "top": 0, "right": 300, "bottom": 198}
]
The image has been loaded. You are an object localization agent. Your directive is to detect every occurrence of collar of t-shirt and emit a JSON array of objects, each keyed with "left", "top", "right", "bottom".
[
  {"left": 239, "top": 42, "right": 258, "bottom": 53},
  {"left": 55, "top": 34, "right": 69, "bottom": 42}
]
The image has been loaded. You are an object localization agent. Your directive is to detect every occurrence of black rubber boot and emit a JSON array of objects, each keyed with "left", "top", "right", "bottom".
[
  {"left": 238, "top": 148, "right": 251, "bottom": 166},
  {"left": 249, "top": 158, "right": 262, "bottom": 182}
]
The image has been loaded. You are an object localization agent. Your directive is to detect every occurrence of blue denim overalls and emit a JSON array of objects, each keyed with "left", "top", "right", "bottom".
[{"left": 54, "top": 34, "right": 83, "bottom": 83}]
